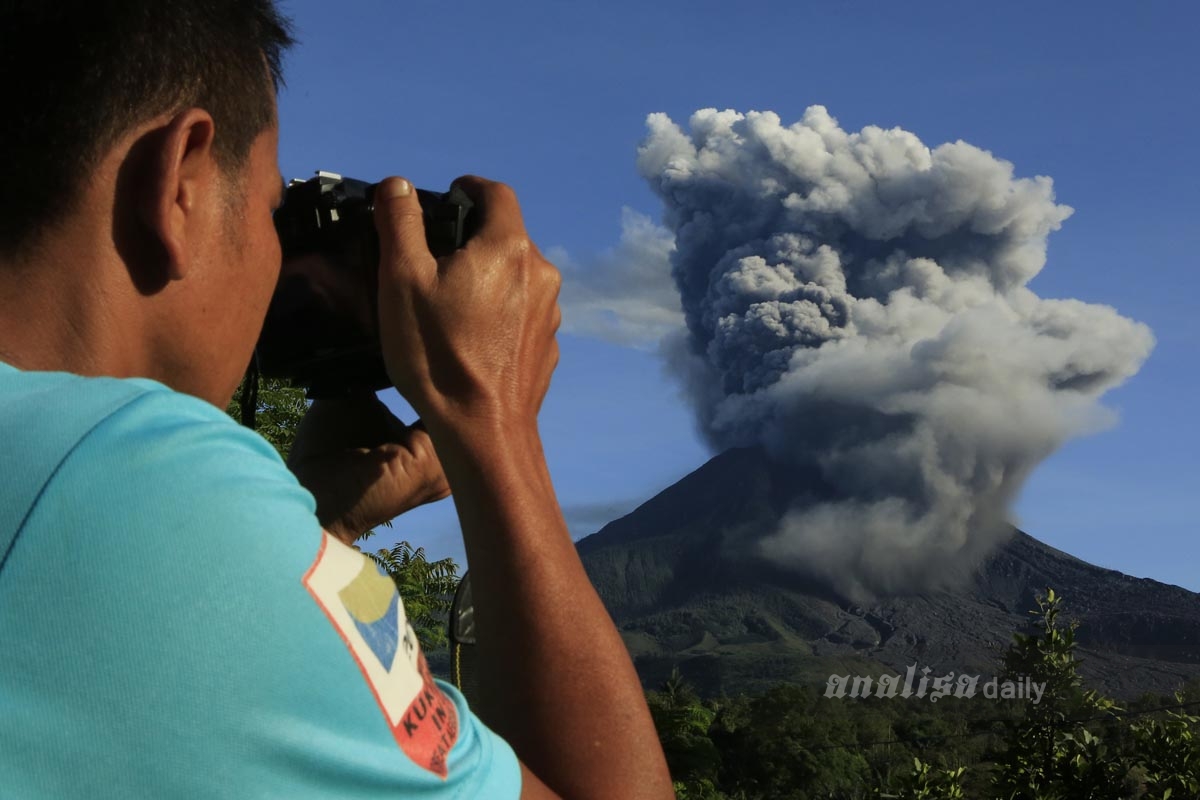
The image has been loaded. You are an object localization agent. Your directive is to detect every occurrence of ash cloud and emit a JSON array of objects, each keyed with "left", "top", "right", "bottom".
[{"left": 638, "top": 106, "right": 1154, "bottom": 598}]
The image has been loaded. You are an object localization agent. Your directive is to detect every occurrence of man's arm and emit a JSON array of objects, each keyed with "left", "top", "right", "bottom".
[
  {"left": 435, "top": 422, "right": 672, "bottom": 800},
  {"left": 372, "top": 176, "right": 674, "bottom": 800}
]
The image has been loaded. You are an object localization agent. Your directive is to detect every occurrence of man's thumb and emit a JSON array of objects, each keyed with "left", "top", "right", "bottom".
[{"left": 373, "top": 177, "right": 434, "bottom": 282}]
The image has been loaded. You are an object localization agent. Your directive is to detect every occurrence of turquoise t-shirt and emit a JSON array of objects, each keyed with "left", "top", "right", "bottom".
[{"left": 0, "top": 362, "right": 521, "bottom": 798}]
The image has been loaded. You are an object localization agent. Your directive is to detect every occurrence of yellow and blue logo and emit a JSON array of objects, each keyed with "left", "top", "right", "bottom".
[
  {"left": 338, "top": 559, "right": 401, "bottom": 669},
  {"left": 304, "top": 532, "right": 459, "bottom": 778}
]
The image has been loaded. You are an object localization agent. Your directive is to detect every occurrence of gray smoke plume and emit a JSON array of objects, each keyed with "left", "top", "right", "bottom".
[{"left": 636, "top": 106, "right": 1154, "bottom": 598}]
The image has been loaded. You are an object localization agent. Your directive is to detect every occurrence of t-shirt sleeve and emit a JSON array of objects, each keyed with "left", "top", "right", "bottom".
[{"left": 0, "top": 387, "right": 521, "bottom": 799}]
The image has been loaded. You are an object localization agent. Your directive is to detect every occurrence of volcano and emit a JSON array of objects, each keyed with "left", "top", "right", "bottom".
[{"left": 576, "top": 446, "right": 1200, "bottom": 699}]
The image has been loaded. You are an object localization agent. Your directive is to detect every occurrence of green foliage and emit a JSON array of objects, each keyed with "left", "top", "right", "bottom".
[
  {"left": 710, "top": 684, "right": 874, "bottom": 799},
  {"left": 883, "top": 757, "right": 967, "bottom": 800},
  {"left": 364, "top": 536, "right": 459, "bottom": 651},
  {"left": 637, "top": 588, "right": 1200, "bottom": 799},
  {"left": 647, "top": 669, "right": 724, "bottom": 797},
  {"left": 993, "top": 588, "right": 1130, "bottom": 799},
  {"left": 1130, "top": 698, "right": 1200, "bottom": 798},
  {"left": 225, "top": 375, "right": 308, "bottom": 460},
  {"left": 671, "top": 778, "right": 730, "bottom": 800}
]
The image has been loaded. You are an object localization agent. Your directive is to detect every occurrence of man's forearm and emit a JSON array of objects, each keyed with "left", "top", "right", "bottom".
[{"left": 433, "top": 421, "right": 673, "bottom": 800}]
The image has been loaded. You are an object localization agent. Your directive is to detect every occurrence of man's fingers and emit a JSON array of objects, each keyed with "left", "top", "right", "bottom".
[
  {"left": 374, "top": 176, "right": 436, "bottom": 285},
  {"left": 450, "top": 175, "right": 528, "bottom": 244},
  {"left": 397, "top": 421, "right": 433, "bottom": 462},
  {"left": 399, "top": 423, "right": 450, "bottom": 496},
  {"left": 382, "top": 428, "right": 451, "bottom": 506}
]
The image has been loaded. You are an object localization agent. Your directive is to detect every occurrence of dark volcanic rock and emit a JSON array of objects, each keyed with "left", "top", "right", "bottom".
[{"left": 577, "top": 446, "right": 1200, "bottom": 700}]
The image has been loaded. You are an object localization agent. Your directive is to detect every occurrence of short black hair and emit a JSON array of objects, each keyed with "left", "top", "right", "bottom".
[{"left": 0, "top": 1, "right": 295, "bottom": 253}]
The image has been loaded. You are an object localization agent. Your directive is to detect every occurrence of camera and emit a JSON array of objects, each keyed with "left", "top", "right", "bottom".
[{"left": 255, "top": 171, "right": 474, "bottom": 395}]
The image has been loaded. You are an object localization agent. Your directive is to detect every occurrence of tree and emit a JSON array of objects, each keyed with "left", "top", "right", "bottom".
[
  {"left": 646, "top": 669, "right": 725, "bottom": 798},
  {"left": 711, "top": 683, "right": 872, "bottom": 799},
  {"left": 992, "top": 589, "right": 1130, "bottom": 799},
  {"left": 1129, "top": 698, "right": 1200, "bottom": 799},
  {"left": 225, "top": 374, "right": 307, "bottom": 460},
  {"left": 884, "top": 758, "right": 967, "bottom": 800}
]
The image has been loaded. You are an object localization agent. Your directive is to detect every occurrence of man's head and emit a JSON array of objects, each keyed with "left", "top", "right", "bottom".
[
  {"left": 0, "top": 1, "right": 295, "bottom": 404},
  {"left": 1, "top": 0, "right": 293, "bottom": 255}
]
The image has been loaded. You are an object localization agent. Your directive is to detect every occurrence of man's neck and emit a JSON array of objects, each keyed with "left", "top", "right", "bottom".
[{"left": 0, "top": 229, "right": 147, "bottom": 380}]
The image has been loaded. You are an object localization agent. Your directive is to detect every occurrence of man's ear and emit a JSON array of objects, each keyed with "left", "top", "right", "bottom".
[{"left": 142, "top": 109, "right": 220, "bottom": 282}]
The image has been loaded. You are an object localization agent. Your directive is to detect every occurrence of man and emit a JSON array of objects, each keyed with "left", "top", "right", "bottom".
[{"left": 0, "top": 2, "right": 674, "bottom": 797}]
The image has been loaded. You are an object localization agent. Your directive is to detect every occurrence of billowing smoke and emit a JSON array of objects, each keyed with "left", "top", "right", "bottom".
[{"left": 636, "top": 106, "right": 1154, "bottom": 598}]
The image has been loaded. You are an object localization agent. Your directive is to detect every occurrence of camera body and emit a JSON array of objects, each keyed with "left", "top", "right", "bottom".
[{"left": 255, "top": 171, "right": 473, "bottom": 395}]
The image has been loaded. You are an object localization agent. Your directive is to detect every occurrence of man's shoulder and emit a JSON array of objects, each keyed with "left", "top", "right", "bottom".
[
  {"left": 0, "top": 365, "right": 232, "bottom": 445},
  {"left": 0, "top": 367, "right": 299, "bottom": 551},
  {"left": 0, "top": 368, "right": 522, "bottom": 799},
  {"left": 2, "top": 365, "right": 155, "bottom": 443},
  {"left": 0, "top": 365, "right": 274, "bottom": 459}
]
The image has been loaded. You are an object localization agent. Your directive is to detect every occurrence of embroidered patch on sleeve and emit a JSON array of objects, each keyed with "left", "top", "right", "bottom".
[{"left": 303, "top": 532, "right": 459, "bottom": 778}]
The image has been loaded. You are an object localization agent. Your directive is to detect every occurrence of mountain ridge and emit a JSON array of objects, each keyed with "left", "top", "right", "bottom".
[{"left": 577, "top": 446, "right": 1200, "bottom": 699}]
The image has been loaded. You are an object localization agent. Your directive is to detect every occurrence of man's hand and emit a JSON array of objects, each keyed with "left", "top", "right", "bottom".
[
  {"left": 373, "top": 175, "right": 561, "bottom": 441},
  {"left": 287, "top": 393, "right": 450, "bottom": 545}
]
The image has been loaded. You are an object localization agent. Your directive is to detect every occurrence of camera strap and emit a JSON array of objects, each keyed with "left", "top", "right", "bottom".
[{"left": 239, "top": 356, "right": 260, "bottom": 430}]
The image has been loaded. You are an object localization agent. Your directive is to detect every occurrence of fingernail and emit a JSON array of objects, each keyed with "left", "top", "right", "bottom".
[{"left": 379, "top": 178, "right": 412, "bottom": 199}]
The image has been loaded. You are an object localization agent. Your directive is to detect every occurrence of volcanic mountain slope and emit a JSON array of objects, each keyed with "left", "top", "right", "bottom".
[{"left": 576, "top": 446, "right": 1200, "bottom": 700}]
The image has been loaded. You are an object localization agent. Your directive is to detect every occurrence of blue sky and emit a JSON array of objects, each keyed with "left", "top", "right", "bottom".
[{"left": 275, "top": 1, "right": 1198, "bottom": 590}]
